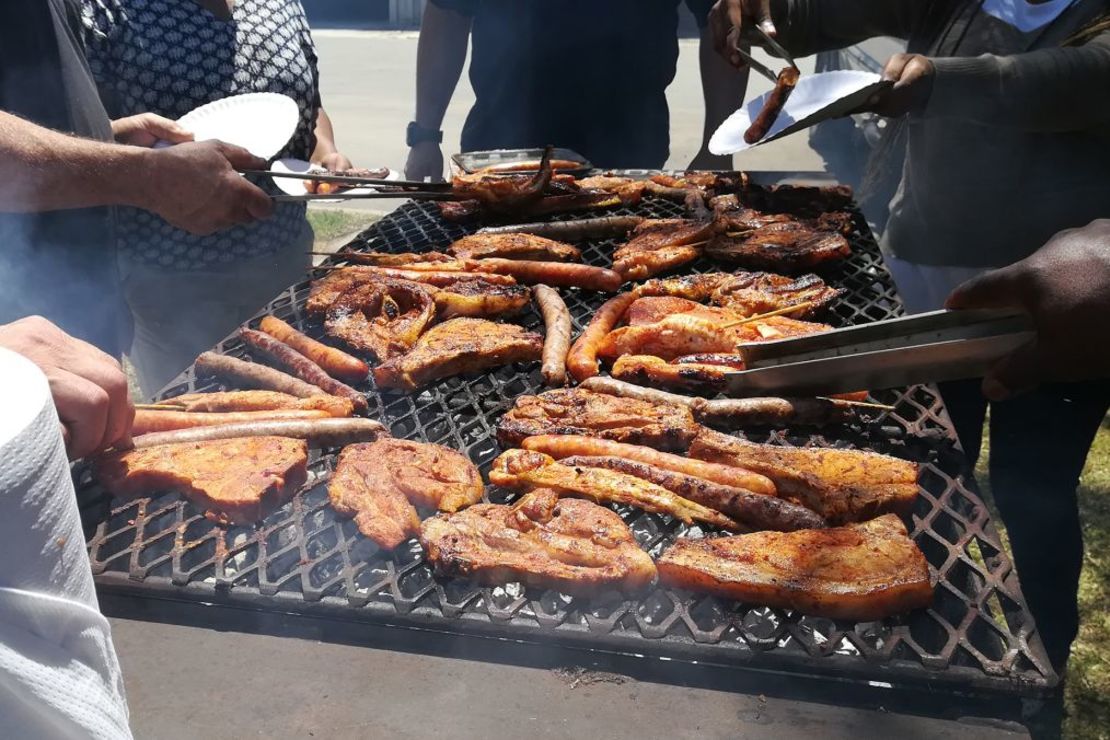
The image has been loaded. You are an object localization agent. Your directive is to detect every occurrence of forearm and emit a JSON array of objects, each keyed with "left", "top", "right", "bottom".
[
  {"left": 927, "top": 39, "right": 1110, "bottom": 131},
  {"left": 0, "top": 111, "right": 149, "bottom": 213},
  {"left": 770, "top": 0, "right": 927, "bottom": 57},
  {"left": 311, "top": 107, "right": 339, "bottom": 161},
  {"left": 699, "top": 27, "right": 751, "bottom": 148},
  {"left": 414, "top": 2, "right": 471, "bottom": 130}
]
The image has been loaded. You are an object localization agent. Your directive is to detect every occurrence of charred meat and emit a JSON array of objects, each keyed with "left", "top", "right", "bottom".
[
  {"left": 707, "top": 221, "right": 852, "bottom": 272},
  {"left": 612, "top": 218, "right": 720, "bottom": 281},
  {"left": 324, "top": 278, "right": 437, "bottom": 361},
  {"left": 447, "top": 232, "right": 581, "bottom": 262},
  {"left": 638, "top": 270, "right": 842, "bottom": 318}
]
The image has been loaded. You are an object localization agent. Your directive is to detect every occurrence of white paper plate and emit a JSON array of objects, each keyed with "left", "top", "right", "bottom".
[
  {"left": 269, "top": 158, "right": 401, "bottom": 200},
  {"left": 156, "top": 92, "right": 299, "bottom": 159},
  {"left": 709, "top": 71, "right": 890, "bottom": 154}
]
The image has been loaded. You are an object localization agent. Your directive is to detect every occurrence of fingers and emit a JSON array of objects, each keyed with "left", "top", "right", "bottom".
[
  {"left": 944, "top": 265, "right": 1025, "bottom": 311},
  {"left": 50, "top": 369, "right": 111, "bottom": 460},
  {"left": 982, "top": 341, "right": 1044, "bottom": 401},
  {"left": 142, "top": 113, "right": 194, "bottom": 144},
  {"left": 755, "top": 0, "right": 776, "bottom": 35},
  {"left": 213, "top": 141, "right": 268, "bottom": 171},
  {"left": 233, "top": 177, "right": 275, "bottom": 220}
]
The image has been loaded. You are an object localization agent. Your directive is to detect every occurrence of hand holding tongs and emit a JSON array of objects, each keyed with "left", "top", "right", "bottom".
[
  {"left": 722, "top": 309, "right": 1036, "bottom": 397},
  {"left": 731, "top": 24, "right": 799, "bottom": 83},
  {"left": 239, "top": 169, "right": 454, "bottom": 201}
]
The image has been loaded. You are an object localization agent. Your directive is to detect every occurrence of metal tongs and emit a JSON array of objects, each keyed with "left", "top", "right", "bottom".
[
  {"left": 239, "top": 169, "right": 454, "bottom": 202},
  {"left": 731, "top": 24, "right": 799, "bottom": 83},
  {"left": 722, "top": 309, "right": 1036, "bottom": 397}
]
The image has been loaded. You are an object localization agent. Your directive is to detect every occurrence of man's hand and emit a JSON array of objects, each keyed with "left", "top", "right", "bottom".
[
  {"left": 708, "top": 0, "right": 776, "bottom": 68},
  {"left": 945, "top": 219, "right": 1110, "bottom": 400},
  {"left": 317, "top": 151, "right": 354, "bottom": 172},
  {"left": 858, "top": 53, "right": 936, "bottom": 118},
  {"left": 0, "top": 316, "right": 134, "bottom": 459},
  {"left": 404, "top": 141, "right": 445, "bottom": 182},
  {"left": 139, "top": 140, "right": 274, "bottom": 235},
  {"left": 111, "top": 113, "right": 194, "bottom": 148}
]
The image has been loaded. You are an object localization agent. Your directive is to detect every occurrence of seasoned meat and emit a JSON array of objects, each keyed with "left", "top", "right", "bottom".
[
  {"left": 612, "top": 354, "right": 733, "bottom": 394},
  {"left": 158, "top": 391, "right": 354, "bottom": 417},
  {"left": 95, "top": 437, "right": 308, "bottom": 525},
  {"left": 373, "top": 318, "right": 543, "bottom": 391},
  {"left": 707, "top": 222, "right": 852, "bottom": 272},
  {"left": 612, "top": 218, "right": 720, "bottom": 281},
  {"left": 497, "top": 388, "right": 699, "bottom": 451},
  {"left": 490, "top": 449, "right": 740, "bottom": 531},
  {"left": 433, "top": 277, "right": 532, "bottom": 319},
  {"left": 324, "top": 278, "right": 436, "bottom": 361},
  {"left": 329, "top": 251, "right": 455, "bottom": 267},
  {"left": 328, "top": 439, "right": 483, "bottom": 550},
  {"left": 657, "top": 514, "right": 932, "bottom": 620},
  {"left": 447, "top": 232, "right": 581, "bottom": 262},
  {"left": 307, "top": 268, "right": 516, "bottom": 316},
  {"left": 744, "top": 66, "right": 800, "bottom": 144},
  {"left": 638, "top": 273, "right": 730, "bottom": 302},
  {"left": 689, "top": 429, "right": 919, "bottom": 524},
  {"left": 637, "top": 271, "right": 841, "bottom": 318},
  {"left": 451, "top": 146, "right": 553, "bottom": 213},
  {"left": 420, "top": 488, "right": 657, "bottom": 596},
  {"left": 575, "top": 175, "right": 650, "bottom": 204}
]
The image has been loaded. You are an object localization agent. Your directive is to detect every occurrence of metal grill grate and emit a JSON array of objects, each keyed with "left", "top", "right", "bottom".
[{"left": 75, "top": 186, "right": 1056, "bottom": 698}]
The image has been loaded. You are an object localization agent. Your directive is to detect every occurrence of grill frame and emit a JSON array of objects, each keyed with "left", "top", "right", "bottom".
[{"left": 75, "top": 177, "right": 1058, "bottom": 702}]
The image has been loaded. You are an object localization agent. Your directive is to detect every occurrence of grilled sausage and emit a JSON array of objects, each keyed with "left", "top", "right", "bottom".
[
  {"left": 348, "top": 266, "right": 517, "bottom": 286},
  {"left": 531, "top": 285, "right": 572, "bottom": 386},
  {"left": 744, "top": 67, "right": 800, "bottom": 144},
  {"left": 159, "top": 391, "right": 354, "bottom": 417},
  {"left": 133, "top": 409, "right": 332, "bottom": 436},
  {"left": 195, "top": 352, "right": 323, "bottom": 399},
  {"left": 579, "top": 376, "right": 699, "bottom": 409},
  {"left": 477, "top": 215, "right": 644, "bottom": 240},
  {"left": 558, "top": 455, "right": 825, "bottom": 532},
  {"left": 258, "top": 316, "right": 369, "bottom": 384},
  {"left": 521, "top": 434, "right": 777, "bottom": 496},
  {"left": 129, "top": 418, "right": 387, "bottom": 450},
  {"left": 566, "top": 291, "right": 638, "bottom": 382},
  {"left": 239, "top": 329, "right": 368, "bottom": 413},
  {"left": 476, "top": 259, "right": 623, "bottom": 292}
]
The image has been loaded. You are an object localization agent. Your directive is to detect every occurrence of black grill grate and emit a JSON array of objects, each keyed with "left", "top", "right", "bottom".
[{"left": 75, "top": 186, "right": 1056, "bottom": 698}]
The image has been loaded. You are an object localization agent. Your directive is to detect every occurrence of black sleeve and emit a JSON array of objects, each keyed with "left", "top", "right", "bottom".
[
  {"left": 685, "top": 0, "right": 715, "bottom": 29},
  {"left": 429, "top": 0, "right": 480, "bottom": 16}
]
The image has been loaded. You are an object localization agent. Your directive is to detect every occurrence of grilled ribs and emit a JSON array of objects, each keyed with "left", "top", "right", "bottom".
[
  {"left": 95, "top": 437, "right": 308, "bottom": 525},
  {"left": 657, "top": 514, "right": 932, "bottom": 620},
  {"left": 373, "top": 318, "right": 543, "bottom": 391},
  {"left": 420, "top": 488, "right": 657, "bottom": 596}
]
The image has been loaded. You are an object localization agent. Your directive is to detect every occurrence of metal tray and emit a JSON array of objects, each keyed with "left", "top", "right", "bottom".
[
  {"left": 452, "top": 147, "right": 592, "bottom": 176},
  {"left": 75, "top": 182, "right": 1056, "bottom": 704}
]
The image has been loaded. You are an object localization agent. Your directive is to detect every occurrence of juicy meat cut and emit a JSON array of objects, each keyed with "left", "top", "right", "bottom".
[
  {"left": 432, "top": 277, "right": 533, "bottom": 320},
  {"left": 95, "top": 437, "right": 309, "bottom": 525},
  {"left": 420, "top": 488, "right": 657, "bottom": 596},
  {"left": 640, "top": 271, "right": 842, "bottom": 318},
  {"left": 324, "top": 278, "right": 436, "bottom": 361},
  {"left": 612, "top": 218, "right": 719, "bottom": 281},
  {"left": 447, "top": 233, "right": 581, "bottom": 262},
  {"left": 707, "top": 221, "right": 852, "bottom": 272},
  {"left": 657, "top": 514, "right": 932, "bottom": 620}
]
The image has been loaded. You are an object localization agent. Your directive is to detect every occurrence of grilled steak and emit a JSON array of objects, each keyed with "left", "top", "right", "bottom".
[
  {"left": 707, "top": 221, "right": 851, "bottom": 272},
  {"left": 420, "top": 488, "right": 657, "bottom": 596},
  {"left": 95, "top": 437, "right": 308, "bottom": 525},
  {"left": 432, "top": 277, "right": 533, "bottom": 319},
  {"left": 324, "top": 278, "right": 436, "bottom": 361},
  {"left": 657, "top": 514, "right": 932, "bottom": 620},
  {"left": 612, "top": 218, "right": 720, "bottom": 281},
  {"left": 447, "top": 232, "right": 581, "bottom": 262}
]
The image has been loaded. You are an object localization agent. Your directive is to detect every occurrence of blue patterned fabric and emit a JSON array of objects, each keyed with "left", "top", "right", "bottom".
[{"left": 80, "top": 0, "right": 319, "bottom": 270}]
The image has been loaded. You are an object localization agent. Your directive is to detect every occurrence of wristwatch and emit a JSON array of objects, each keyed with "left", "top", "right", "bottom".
[{"left": 406, "top": 121, "right": 443, "bottom": 146}]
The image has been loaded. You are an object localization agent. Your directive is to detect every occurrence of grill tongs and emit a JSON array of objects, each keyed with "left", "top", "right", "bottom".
[
  {"left": 723, "top": 309, "right": 1035, "bottom": 397},
  {"left": 240, "top": 169, "right": 454, "bottom": 201}
]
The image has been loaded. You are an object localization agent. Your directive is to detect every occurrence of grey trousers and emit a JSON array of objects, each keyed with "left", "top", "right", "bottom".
[{"left": 121, "top": 224, "right": 313, "bottom": 397}]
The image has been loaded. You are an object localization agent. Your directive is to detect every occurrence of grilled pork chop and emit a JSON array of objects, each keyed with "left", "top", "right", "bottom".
[
  {"left": 307, "top": 267, "right": 516, "bottom": 316},
  {"left": 640, "top": 271, "right": 842, "bottom": 319},
  {"left": 707, "top": 221, "right": 852, "bottom": 272},
  {"left": 373, "top": 318, "right": 543, "bottom": 391},
  {"left": 325, "top": 278, "right": 436, "bottom": 361},
  {"left": 497, "top": 388, "right": 699, "bottom": 451},
  {"left": 433, "top": 277, "right": 532, "bottom": 319},
  {"left": 95, "top": 437, "right": 308, "bottom": 525},
  {"left": 420, "top": 488, "right": 657, "bottom": 596},
  {"left": 328, "top": 439, "right": 483, "bottom": 550},
  {"left": 657, "top": 514, "right": 932, "bottom": 620},
  {"left": 612, "top": 218, "right": 720, "bottom": 281},
  {"left": 447, "top": 233, "right": 581, "bottom": 262},
  {"left": 490, "top": 449, "right": 740, "bottom": 531}
]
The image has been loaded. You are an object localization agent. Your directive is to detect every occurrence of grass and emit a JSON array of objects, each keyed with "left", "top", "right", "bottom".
[
  {"left": 975, "top": 421, "right": 1110, "bottom": 738},
  {"left": 306, "top": 207, "right": 380, "bottom": 246}
]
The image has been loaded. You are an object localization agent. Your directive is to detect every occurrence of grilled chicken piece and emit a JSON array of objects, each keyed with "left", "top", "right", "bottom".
[
  {"left": 373, "top": 318, "right": 543, "bottom": 391},
  {"left": 328, "top": 439, "right": 483, "bottom": 550},
  {"left": 613, "top": 218, "right": 720, "bottom": 281},
  {"left": 497, "top": 388, "right": 699, "bottom": 451},
  {"left": 95, "top": 437, "right": 308, "bottom": 525},
  {"left": 324, "top": 278, "right": 436, "bottom": 361},
  {"left": 575, "top": 175, "right": 650, "bottom": 204},
  {"left": 331, "top": 251, "right": 455, "bottom": 267},
  {"left": 637, "top": 271, "right": 841, "bottom": 319},
  {"left": 657, "top": 514, "right": 932, "bottom": 620},
  {"left": 433, "top": 277, "right": 532, "bottom": 319},
  {"left": 157, "top": 391, "right": 354, "bottom": 417},
  {"left": 447, "top": 232, "right": 581, "bottom": 262},
  {"left": 452, "top": 146, "right": 553, "bottom": 213},
  {"left": 490, "top": 449, "right": 740, "bottom": 531},
  {"left": 690, "top": 430, "right": 919, "bottom": 524},
  {"left": 420, "top": 488, "right": 657, "bottom": 596},
  {"left": 707, "top": 222, "right": 852, "bottom": 272},
  {"left": 638, "top": 273, "right": 729, "bottom": 302}
]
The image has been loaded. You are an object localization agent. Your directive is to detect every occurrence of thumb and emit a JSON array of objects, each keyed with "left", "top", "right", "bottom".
[
  {"left": 981, "top": 340, "right": 1044, "bottom": 401},
  {"left": 944, "top": 266, "right": 1023, "bottom": 311},
  {"left": 756, "top": 0, "right": 776, "bottom": 35},
  {"left": 144, "top": 114, "right": 194, "bottom": 144},
  {"left": 214, "top": 141, "right": 268, "bottom": 171}
]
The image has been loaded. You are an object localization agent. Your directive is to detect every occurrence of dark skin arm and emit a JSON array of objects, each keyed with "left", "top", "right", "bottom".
[
  {"left": 311, "top": 107, "right": 353, "bottom": 171},
  {"left": 946, "top": 219, "right": 1110, "bottom": 400},
  {"left": 689, "top": 25, "right": 751, "bottom": 170},
  {"left": 404, "top": 2, "right": 471, "bottom": 182}
]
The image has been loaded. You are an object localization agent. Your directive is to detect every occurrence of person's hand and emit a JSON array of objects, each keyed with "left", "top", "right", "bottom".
[
  {"left": 688, "top": 148, "right": 732, "bottom": 171},
  {"left": 945, "top": 219, "right": 1110, "bottom": 400},
  {"left": 317, "top": 151, "right": 354, "bottom": 172},
  {"left": 857, "top": 53, "right": 936, "bottom": 118},
  {"left": 0, "top": 316, "right": 134, "bottom": 459},
  {"left": 111, "top": 113, "right": 195, "bottom": 148},
  {"left": 708, "top": 0, "right": 776, "bottom": 68},
  {"left": 139, "top": 140, "right": 274, "bottom": 235},
  {"left": 404, "top": 141, "right": 445, "bottom": 182}
]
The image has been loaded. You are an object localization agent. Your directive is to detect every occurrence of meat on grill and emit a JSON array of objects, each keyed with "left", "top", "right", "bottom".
[
  {"left": 95, "top": 437, "right": 308, "bottom": 525},
  {"left": 657, "top": 514, "right": 932, "bottom": 620},
  {"left": 373, "top": 318, "right": 543, "bottom": 391},
  {"left": 303, "top": 167, "right": 390, "bottom": 195},
  {"left": 329, "top": 251, "right": 456, "bottom": 267},
  {"left": 575, "top": 175, "right": 650, "bottom": 204},
  {"left": 689, "top": 430, "right": 920, "bottom": 524},
  {"left": 639, "top": 271, "right": 843, "bottom": 319},
  {"left": 612, "top": 218, "right": 720, "bottom": 281},
  {"left": 420, "top": 488, "right": 657, "bottom": 596},
  {"left": 156, "top": 391, "right": 354, "bottom": 417},
  {"left": 451, "top": 146, "right": 553, "bottom": 213},
  {"left": 611, "top": 354, "right": 735, "bottom": 394},
  {"left": 496, "top": 388, "right": 700, "bottom": 451},
  {"left": 328, "top": 439, "right": 483, "bottom": 550},
  {"left": 707, "top": 221, "right": 852, "bottom": 272},
  {"left": 447, "top": 232, "right": 581, "bottom": 262},
  {"left": 307, "top": 268, "right": 517, "bottom": 316},
  {"left": 489, "top": 449, "right": 741, "bottom": 531},
  {"left": 324, "top": 278, "right": 437, "bottom": 361},
  {"left": 744, "top": 183, "right": 855, "bottom": 218},
  {"left": 432, "top": 277, "right": 533, "bottom": 320}
]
